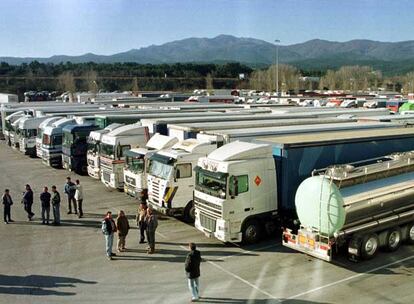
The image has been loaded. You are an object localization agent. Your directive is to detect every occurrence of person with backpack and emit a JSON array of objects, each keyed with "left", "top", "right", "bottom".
[
  {"left": 51, "top": 185, "right": 61, "bottom": 225},
  {"left": 22, "top": 184, "right": 34, "bottom": 221},
  {"left": 64, "top": 177, "right": 77, "bottom": 214},
  {"left": 2, "top": 189, "right": 14, "bottom": 224},
  {"left": 102, "top": 211, "right": 117, "bottom": 260},
  {"left": 40, "top": 186, "right": 51, "bottom": 225},
  {"left": 185, "top": 242, "right": 202, "bottom": 302},
  {"left": 145, "top": 207, "right": 158, "bottom": 254}
]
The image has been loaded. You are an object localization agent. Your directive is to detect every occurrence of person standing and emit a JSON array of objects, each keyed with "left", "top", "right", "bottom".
[
  {"left": 74, "top": 179, "right": 83, "bottom": 218},
  {"left": 2, "top": 189, "right": 14, "bottom": 224},
  {"left": 51, "top": 185, "right": 61, "bottom": 225},
  {"left": 22, "top": 184, "right": 34, "bottom": 221},
  {"left": 185, "top": 242, "right": 202, "bottom": 302},
  {"left": 116, "top": 210, "right": 130, "bottom": 252},
  {"left": 135, "top": 202, "right": 147, "bottom": 243},
  {"left": 64, "top": 177, "right": 77, "bottom": 214},
  {"left": 102, "top": 211, "right": 117, "bottom": 260},
  {"left": 40, "top": 186, "right": 51, "bottom": 225},
  {"left": 145, "top": 207, "right": 158, "bottom": 254}
]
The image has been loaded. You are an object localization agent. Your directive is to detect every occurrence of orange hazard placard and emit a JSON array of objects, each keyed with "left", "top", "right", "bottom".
[{"left": 254, "top": 176, "right": 261, "bottom": 186}]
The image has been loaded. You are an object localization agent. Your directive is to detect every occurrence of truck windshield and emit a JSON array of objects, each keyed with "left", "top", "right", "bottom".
[
  {"left": 195, "top": 167, "right": 227, "bottom": 199},
  {"left": 87, "top": 138, "right": 99, "bottom": 154},
  {"left": 63, "top": 133, "right": 73, "bottom": 147},
  {"left": 22, "top": 129, "right": 37, "bottom": 138},
  {"left": 101, "top": 143, "right": 115, "bottom": 159},
  {"left": 126, "top": 156, "right": 144, "bottom": 173},
  {"left": 149, "top": 160, "right": 173, "bottom": 180}
]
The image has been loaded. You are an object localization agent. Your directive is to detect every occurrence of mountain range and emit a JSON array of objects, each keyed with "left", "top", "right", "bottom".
[{"left": 2, "top": 35, "right": 414, "bottom": 73}]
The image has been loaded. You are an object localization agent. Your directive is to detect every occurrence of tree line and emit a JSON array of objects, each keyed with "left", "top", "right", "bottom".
[{"left": 1, "top": 61, "right": 414, "bottom": 98}]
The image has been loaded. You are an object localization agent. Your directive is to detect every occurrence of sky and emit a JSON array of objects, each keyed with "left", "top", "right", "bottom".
[{"left": 1, "top": 0, "right": 414, "bottom": 57}]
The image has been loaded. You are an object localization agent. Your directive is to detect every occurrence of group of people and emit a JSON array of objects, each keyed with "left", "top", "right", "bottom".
[
  {"left": 101, "top": 203, "right": 201, "bottom": 302},
  {"left": 101, "top": 201, "right": 158, "bottom": 260},
  {"left": 2, "top": 176, "right": 83, "bottom": 225},
  {"left": 3, "top": 176, "right": 202, "bottom": 302}
]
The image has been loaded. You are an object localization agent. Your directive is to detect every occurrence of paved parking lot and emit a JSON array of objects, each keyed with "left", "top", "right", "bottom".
[{"left": 0, "top": 142, "right": 413, "bottom": 304}]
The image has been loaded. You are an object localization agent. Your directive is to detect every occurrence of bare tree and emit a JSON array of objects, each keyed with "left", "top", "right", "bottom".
[
  {"left": 57, "top": 71, "right": 76, "bottom": 102},
  {"left": 205, "top": 73, "right": 214, "bottom": 91},
  {"left": 132, "top": 77, "right": 139, "bottom": 96}
]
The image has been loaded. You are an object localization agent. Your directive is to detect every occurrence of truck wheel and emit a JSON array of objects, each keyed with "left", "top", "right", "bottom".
[
  {"left": 406, "top": 222, "right": 414, "bottom": 244},
  {"left": 242, "top": 220, "right": 262, "bottom": 244},
  {"left": 360, "top": 233, "right": 379, "bottom": 260},
  {"left": 385, "top": 228, "right": 402, "bottom": 252},
  {"left": 184, "top": 201, "right": 195, "bottom": 223}
]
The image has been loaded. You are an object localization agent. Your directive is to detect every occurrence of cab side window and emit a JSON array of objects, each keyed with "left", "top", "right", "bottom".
[
  {"left": 229, "top": 175, "right": 249, "bottom": 194},
  {"left": 176, "top": 163, "right": 192, "bottom": 178}
]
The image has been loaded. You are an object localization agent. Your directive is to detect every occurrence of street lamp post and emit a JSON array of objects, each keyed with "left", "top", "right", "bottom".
[{"left": 274, "top": 39, "right": 280, "bottom": 98}]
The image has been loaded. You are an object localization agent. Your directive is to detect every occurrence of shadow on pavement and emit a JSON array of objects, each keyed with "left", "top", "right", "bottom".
[
  {"left": 0, "top": 274, "right": 97, "bottom": 296},
  {"left": 198, "top": 297, "right": 331, "bottom": 304}
]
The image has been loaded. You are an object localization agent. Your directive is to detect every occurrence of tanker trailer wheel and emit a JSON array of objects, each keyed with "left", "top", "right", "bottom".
[
  {"left": 406, "top": 222, "right": 414, "bottom": 244},
  {"left": 242, "top": 220, "right": 262, "bottom": 244},
  {"left": 361, "top": 233, "right": 379, "bottom": 260},
  {"left": 385, "top": 227, "right": 402, "bottom": 252}
]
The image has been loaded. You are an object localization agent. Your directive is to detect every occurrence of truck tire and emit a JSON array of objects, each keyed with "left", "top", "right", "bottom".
[
  {"left": 360, "top": 233, "right": 379, "bottom": 260},
  {"left": 406, "top": 222, "right": 414, "bottom": 244},
  {"left": 385, "top": 227, "right": 402, "bottom": 252},
  {"left": 242, "top": 220, "right": 262, "bottom": 244},
  {"left": 183, "top": 201, "right": 195, "bottom": 223}
]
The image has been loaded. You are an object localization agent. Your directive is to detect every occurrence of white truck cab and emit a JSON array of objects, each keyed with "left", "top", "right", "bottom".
[
  {"left": 17, "top": 116, "right": 51, "bottom": 156},
  {"left": 194, "top": 141, "right": 277, "bottom": 243},
  {"left": 100, "top": 123, "right": 149, "bottom": 190},
  {"left": 36, "top": 117, "right": 62, "bottom": 158},
  {"left": 10, "top": 115, "right": 31, "bottom": 149},
  {"left": 87, "top": 123, "right": 124, "bottom": 179},
  {"left": 147, "top": 138, "right": 216, "bottom": 222},
  {"left": 124, "top": 133, "right": 178, "bottom": 198}
]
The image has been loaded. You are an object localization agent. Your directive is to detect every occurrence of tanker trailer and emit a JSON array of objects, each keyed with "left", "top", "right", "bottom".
[{"left": 283, "top": 151, "right": 414, "bottom": 262}]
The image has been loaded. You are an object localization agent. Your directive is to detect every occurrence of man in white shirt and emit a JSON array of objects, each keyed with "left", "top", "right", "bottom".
[{"left": 74, "top": 179, "right": 84, "bottom": 218}]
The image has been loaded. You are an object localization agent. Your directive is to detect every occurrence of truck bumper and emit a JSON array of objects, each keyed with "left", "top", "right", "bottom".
[
  {"left": 87, "top": 166, "right": 100, "bottom": 179},
  {"left": 282, "top": 229, "right": 332, "bottom": 262}
]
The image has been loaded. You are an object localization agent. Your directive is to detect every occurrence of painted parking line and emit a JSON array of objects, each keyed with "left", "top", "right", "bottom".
[{"left": 285, "top": 254, "right": 414, "bottom": 301}]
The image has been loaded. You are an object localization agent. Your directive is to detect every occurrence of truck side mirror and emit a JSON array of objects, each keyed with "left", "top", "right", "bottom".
[{"left": 175, "top": 169, "right": 181, "bottom": 181}]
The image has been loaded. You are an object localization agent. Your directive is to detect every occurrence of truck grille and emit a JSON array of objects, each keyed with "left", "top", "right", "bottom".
[
  {"left": 199, "top": 213, "right": 217, "bottom": 233},
  {"left": 194, "top": 198, "right": 222, "bottom": 217},
  {"left": 149, "top": 179, "right": 162, "bottom": 206},
  {"left": 102, "top": 171, "right": 111, "bottom": 182}
]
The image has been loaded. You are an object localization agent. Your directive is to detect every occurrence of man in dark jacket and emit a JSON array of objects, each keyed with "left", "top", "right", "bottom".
[
  {"left": 22, "top": 184, "right": 34, "bottom": 221},
  {"left": 102, "top": 211, "right": 117, "bottom": 260},
  {"left": 64, "top": 177, "right": 77, "bottom": 214},
  {"left": 40, "top": 186, "right": 51, "bottom": 225},
  {"left": 51, "top": 185, "right": 61, "bottom": 225},
  {"left": 185, "top": 242, "right": 201, "bottom": 302},
  {"left": 2, "top": 189, "right": 14, "bottom": 224}
]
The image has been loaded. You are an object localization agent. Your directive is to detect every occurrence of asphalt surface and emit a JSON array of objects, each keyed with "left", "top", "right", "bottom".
[{"left": 0, "top": 142, "right": 413, "bottom": 304}]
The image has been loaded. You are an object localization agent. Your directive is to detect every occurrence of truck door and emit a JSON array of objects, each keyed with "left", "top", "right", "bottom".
[
  {"left": 229, "top": 174, "right": 251, "bottom": 219},
  {"left": 170, "top": 162, "right": 193, "bottom": 209}
]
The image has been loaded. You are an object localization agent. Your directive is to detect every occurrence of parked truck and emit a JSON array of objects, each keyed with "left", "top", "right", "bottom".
[
  {"left": 123, "top": 133, "right": 178, "bottom": 198},
  {"left": 41, "top": 118, "right": 76, "bottom": 167},
  {"left": 62, "top": 124, "right": 100, "bottom": 174},
  {"left": 283, "top": 152, "right": 414, "bottom": 262},
  {"left": 100, "top": 124, "right": 150, "bottom": 190},
  {"left": 87, "top": 123, "right": 124, "bottom": 179},
  {"left": 16, "top": 116, "right": 51, "bottom": 156},
  {"left": 36, "top": 117, "right": 62, "bottom": 158},
  {"left": 147, "top": 139, "right": 216, "bottom": 222},
  {"left": 193, "top": 127, "right": 414, "bottom": 245}
]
